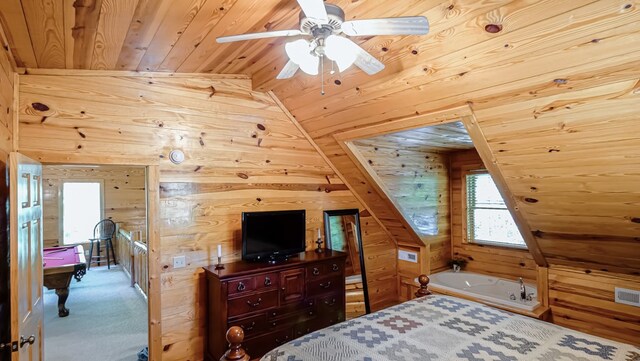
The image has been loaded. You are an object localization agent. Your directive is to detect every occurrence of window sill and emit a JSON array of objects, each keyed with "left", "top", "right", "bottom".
[{"left": 465, "top": 240, "right": 528, "bottom": 251}]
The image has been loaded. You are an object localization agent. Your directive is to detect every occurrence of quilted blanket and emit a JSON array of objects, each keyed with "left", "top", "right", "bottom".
[{"left": 261, "top": 295, "right": 639, "bottom": 361}]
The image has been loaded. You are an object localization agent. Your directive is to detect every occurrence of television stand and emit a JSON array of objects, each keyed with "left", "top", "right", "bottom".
[{"left": 203, "top": 250, "right": 347, "bottom": 360}]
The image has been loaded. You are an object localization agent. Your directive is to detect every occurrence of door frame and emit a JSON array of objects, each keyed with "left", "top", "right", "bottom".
[{"left": 38, "top": 162, "right": 161, "bottom": 361}]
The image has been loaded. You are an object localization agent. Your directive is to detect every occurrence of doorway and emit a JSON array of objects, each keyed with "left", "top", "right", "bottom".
[{"left": 41, "top": 164, "right": 149, "bottom": 361}]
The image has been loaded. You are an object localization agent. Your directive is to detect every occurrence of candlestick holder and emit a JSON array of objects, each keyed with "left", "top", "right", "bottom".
[
  {"left": 215, "top": 256, "right": 224, "bottom": 270},
  {"left": 315, "top": 236, "right": 324, "bottom": 253}
]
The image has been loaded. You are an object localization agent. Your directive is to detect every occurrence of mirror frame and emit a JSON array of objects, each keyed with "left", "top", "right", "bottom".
[{"left": 323, "top": 209, "right": 371, "bottom": 314}]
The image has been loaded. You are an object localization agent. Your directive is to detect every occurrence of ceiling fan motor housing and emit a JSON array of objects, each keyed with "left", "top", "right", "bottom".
[{"left": 299, "top": 4, "right": 345, "bottom": 35}]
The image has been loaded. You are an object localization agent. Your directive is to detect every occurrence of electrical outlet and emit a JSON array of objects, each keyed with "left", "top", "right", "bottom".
[{"left": 173, "top": 255, "right": 186, "bottom": 269}]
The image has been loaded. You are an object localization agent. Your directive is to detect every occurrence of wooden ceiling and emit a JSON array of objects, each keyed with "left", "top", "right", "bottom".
[
  {"left": 1, "top": 0, "right": 639, "bottom": 273},
  {"left": 353, "top": 122, "right": 474, "bottom": 153}
]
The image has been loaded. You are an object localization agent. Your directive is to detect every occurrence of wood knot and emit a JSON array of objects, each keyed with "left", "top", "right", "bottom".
[
  {"left": 256, "top": 124, "right": 266, "bottom": 131},
  {"left": 334, "top": 80, "right": 341, "bottom": 85},
  {"left": 630, "top": 217, "right": 640, "bottom": 224},
  {"left": 484, "top": 24, "right": 502, "bottom": 33},
  {"left": 524, "top": 197, "right": 538, "bottom": 203},
  {"left": 553, "top": 78, "right": 568, "bottom": 85},
  {"left": 236, "top": 173, "right": 249, "bottom": 179},
  {"left": 32, "top": 102, "right": 50, "bottom": 111}
]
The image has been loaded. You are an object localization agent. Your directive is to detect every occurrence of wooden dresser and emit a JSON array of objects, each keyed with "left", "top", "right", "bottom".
[{"left": 204, "top": 250, "right": 347, "bottom": 360}]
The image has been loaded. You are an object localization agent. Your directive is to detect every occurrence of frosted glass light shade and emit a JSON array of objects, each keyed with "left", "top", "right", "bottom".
[
  {"left": 325, "top": 35, "right": 357, "bottom": 72},
  {"left": 285, "top": 39, "right": 319, "bottom": 75}
]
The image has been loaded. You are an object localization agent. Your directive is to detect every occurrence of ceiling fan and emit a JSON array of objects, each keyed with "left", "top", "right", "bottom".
[{"left": 217, "top": 0, "right": 429, "bottom": 91}]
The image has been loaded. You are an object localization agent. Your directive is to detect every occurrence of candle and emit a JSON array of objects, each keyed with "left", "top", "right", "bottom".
[
  {"left": 317, "top": 228, "right": 321, "bottom": 239},
  {"left": 217, "top": 244, "right": 222, "bottom": 258}
]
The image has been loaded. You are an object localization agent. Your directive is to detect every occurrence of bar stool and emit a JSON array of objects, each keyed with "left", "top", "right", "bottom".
[{"left": 88, "top": 219, "right": 117, "bottom": 269}]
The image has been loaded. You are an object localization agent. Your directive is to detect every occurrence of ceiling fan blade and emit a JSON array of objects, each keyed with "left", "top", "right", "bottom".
[
  {"left": 342, "top": 16, "right": 429, "bottom": 36},
  {"left": 276, "top": 60, "right": 300, "bottom": 79},
  {"left": 341, "top": 38, "right": 385, "bottom": 75},
  {"left": 216, "top": 29, "right": 303, "bottom": 43},
  {"left": 297, "top": 0, "right": 329, "bottom": 24}
]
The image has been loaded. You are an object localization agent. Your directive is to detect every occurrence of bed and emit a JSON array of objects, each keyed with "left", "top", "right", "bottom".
[{"left": 221, "top": 276, "right": 640, "bottom": 361}]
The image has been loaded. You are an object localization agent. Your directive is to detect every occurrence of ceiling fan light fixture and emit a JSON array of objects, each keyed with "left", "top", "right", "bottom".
[
  {"left": 325, "top": 35, "right": 357, "bottom": 72},
  {"left": 285, "top": 39, "right": 319, "bottom": 75}
]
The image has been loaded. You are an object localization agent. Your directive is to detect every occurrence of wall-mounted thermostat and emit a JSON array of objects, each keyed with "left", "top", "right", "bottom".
[{"left": 398, "top": 250, "right": 418, "bottom": 263}]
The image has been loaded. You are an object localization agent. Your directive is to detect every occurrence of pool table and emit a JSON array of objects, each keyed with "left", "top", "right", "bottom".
[{"left": 43, "top": 245, "right": 87, "bottom": 317}]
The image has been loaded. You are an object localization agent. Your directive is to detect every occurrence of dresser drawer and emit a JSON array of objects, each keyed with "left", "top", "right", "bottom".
[
  {"left": 228, "top": 313, "right": 267, "bottom": 337},
  {"left": 228, "top": 277, "right": 255, "bottom": 295},
  {"left": 228, "top": 290, "right": 278, "bottom": 317},
  {"left": 268, "top": 307, "right": 315, "bottom": 329},
  {"left": 267, "top": 300, "right": 314, "bottom": 320},
  {"left": 244, "top": 328, "right": 293, "bottom": 358},
  {"left": 255, "top": 272, "right": 278, "bottom": 292},
  {"left": 318, "top": 293, "right": 345, "bottom": 325},
  {"left": 306, "top": 262, "right": 343, "bottom": 279},
  {"left": 307, "top": 276, "right": 343, "bottom": 297}
]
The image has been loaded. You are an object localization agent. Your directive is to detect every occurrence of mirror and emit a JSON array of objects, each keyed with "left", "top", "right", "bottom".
[{"left": 323, "top": 209, "right": 370, "bottom": 316}]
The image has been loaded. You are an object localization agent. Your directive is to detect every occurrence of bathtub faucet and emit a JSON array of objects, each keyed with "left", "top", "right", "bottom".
[{"left": 518, "top": 278, "right": 526, "bottom": 301}]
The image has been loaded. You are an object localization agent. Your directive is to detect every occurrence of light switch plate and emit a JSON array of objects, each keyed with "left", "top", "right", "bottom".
[
  {"left": 173, "top": 255, "right": 186, "bottom": 269},
  {"left": 398, "top": 250, "right": 418, "bottom": 263}
]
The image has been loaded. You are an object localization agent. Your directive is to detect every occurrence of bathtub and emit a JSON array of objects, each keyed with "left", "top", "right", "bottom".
[{"left": 417, "top": 271, "right": 540, "bottom": 312}]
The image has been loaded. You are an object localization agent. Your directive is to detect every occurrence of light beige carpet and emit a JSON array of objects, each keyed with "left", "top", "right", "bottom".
[{"left": 44, "top": 265, "right": 148, "bottom": 361}]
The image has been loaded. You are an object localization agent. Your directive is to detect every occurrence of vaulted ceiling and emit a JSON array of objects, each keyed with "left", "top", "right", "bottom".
[{"left": 1, "top": 0, "right": 639, "bottom": 273}]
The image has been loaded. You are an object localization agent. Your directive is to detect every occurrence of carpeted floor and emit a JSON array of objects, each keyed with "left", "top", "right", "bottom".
[{"left": 44, "top": 265, "right": 148, "bottom": 361}]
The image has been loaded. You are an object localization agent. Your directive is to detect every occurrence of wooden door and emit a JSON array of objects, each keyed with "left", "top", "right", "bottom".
[
  {"left": 9, "top": 153, "right": 43, "bottom": 361},
  {"left": 279, "top": 269, "right": 305, "bottom": 304}
]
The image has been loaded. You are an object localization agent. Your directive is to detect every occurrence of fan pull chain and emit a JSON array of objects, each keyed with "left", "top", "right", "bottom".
[{"left": 320, "top": 54, "right": 325, "bottom": 96}]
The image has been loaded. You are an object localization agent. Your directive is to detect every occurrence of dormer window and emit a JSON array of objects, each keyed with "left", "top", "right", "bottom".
[{"left": 465, "top": 172, "right": 526, "bottom": 249}]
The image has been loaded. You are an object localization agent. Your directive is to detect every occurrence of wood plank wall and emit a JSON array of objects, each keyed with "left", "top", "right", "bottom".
[
  {"left": 351, "top": 141, "right": 451, "bottom": 271},
  {"left": 0, "top": 22, "right": 13, "bottom": 361},
  {"left": 450, "top": 149, "right": 537, "bottom": 281},
  {"left": 548, "top": 266, "right": 640, "bottom": 346},
  {"left": 0, "top": 26, "right": 13, "bottom": 158},
  {"left": 42, "top": 165, "right": 146, "bottom": 248},
  {"left": 15, "top": 72, "right": 397, "bottom": 361}
]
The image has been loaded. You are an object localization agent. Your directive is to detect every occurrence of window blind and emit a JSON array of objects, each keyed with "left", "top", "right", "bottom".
[{"left": 466, "top": 173, "right": 526, "bottom": 248}]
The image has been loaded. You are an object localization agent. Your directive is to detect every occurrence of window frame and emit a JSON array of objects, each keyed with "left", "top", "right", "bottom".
[
  {"left": 59, "top": 179, "right": 105, "bottom": 245},
  {"left": 461, "top": 168, "right": 527, "bottom": 250}
]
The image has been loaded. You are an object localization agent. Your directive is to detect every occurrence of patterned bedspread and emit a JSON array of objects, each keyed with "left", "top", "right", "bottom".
[{"left": 261, "top": 295, "right": 639, "bottom": 361}]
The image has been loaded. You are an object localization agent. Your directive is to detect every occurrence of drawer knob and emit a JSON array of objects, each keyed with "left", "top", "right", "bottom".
[
  {"left": 320, "top": 281, "right": 332, "bottom": 289},
  {"left": 264, "top": 277, "right": 272, "bottom": 286},
  {"left": 324, "top": 298, "right": 337, "bottom": 306},
  {"left": 246, "top": 298, "right": 262, "bottom": 307},
  {"left": 237, "top": 282, "right": 246, "bottom": 291},
  {"left": 312, "top": 267, "right": 320, "bottom": 276},
  {"left": 331, "top": 264, "right": 339, "bottom": 271},
  {"left": 240, "top": 321, "right": 256, "bottom": 331}
]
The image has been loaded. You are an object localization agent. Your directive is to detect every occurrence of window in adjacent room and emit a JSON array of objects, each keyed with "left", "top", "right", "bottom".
[
  {"left": 465, "top": 172, "right": 526, "bottom": 249},
  {"left": 62, "top": 181, "right": 103, "bottom": 245}
]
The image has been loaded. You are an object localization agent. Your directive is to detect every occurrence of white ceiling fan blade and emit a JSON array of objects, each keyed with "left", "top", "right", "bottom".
[
  {"left": 216, "top": 29, "right": 303, "bottom": 43},
  {"left": 341, "top": 38, "right": 385, "bottom": 75},
  {"left": 297, "top": 0, "right": 329, "bottom": 24},
  {"left": 276, "top": 60, "right": 300, "bottom": 79},
  {"left": 342, "top": 16, "right": 429, "bottom": 36}
]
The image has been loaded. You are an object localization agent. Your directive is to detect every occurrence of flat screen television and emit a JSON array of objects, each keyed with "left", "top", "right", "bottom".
[{"left": 242, "top": 210, "right": 306, "bottom": 262}]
